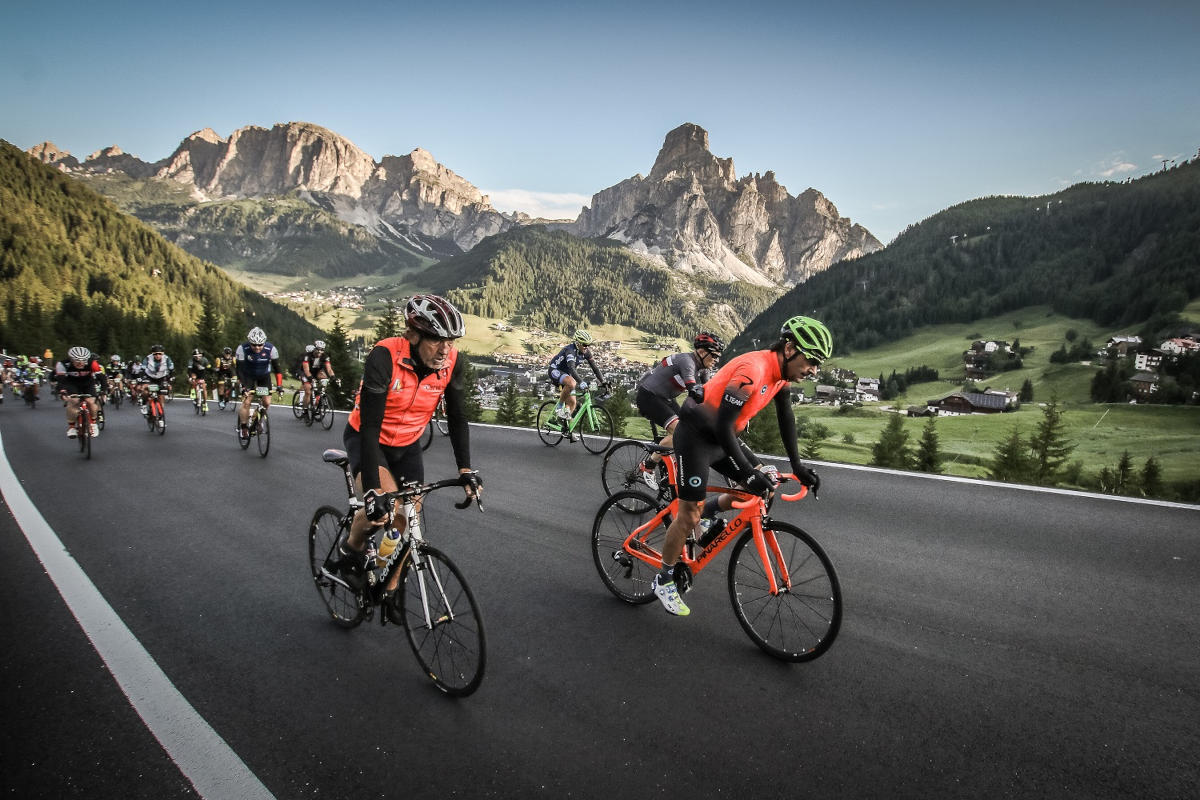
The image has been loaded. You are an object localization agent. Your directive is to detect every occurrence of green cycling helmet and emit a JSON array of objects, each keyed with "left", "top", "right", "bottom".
[
  {"left": 573, "top": 329, "right": 594, "bottom": 346},
  {"left": 779, "top": 316, "right": 833, "bottom": 363}
]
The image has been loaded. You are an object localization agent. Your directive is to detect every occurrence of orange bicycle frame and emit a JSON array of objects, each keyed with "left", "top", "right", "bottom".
[{"left": 617, "top": 452, "right": 809, "bottom": 596}]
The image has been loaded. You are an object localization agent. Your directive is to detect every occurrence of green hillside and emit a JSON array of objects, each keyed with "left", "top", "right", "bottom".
[
  {"left": 419, "top": 225, "right": 779, "bottom": 339},
  {"left": 81, "top": 173, "right": 433, "bottom": 279},
  {"left": 0, "top": 140, "right": 321, "bottom": 359},
  {"left": 730, "top": 158, "right": 1200, "bottom": 356}
]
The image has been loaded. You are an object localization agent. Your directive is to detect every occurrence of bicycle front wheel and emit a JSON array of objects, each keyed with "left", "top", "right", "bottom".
[
  {"left": 155, "top": 403, "right": 166, "bottom": 435},
  {"left": 256, "top": 411, "right": 270, "bottom": 457},
  {"left": 398, "top": 545, "right": 486, "bottom": 697},
  {"left": 591, "top": 490, "right": 667, "bottom": 604},
  {"left": 434, "top": 410, "right": 449, "bottom": 436},
  {"left": 579, "top": 406, "right": 614, "bottom": 454},
  {"left": 318, "top": 395, "right": 334, "bottom": 430},
  {"left": 727, "top": 521, "right": 842, "bottom": 662},
  {"left": 421, "top": 420, "right": 434, "bottom": 451},
  {"left": 536, "top": 401, "right": 564, "bottom": 447},
  {"left": 308, "top": 506, "right": 365, "bottom": 628},
  {"left": 291, "top": 391, "right": 304, "bottom": 419}
]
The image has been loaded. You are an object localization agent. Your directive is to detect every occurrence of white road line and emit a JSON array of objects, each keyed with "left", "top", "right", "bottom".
[{"left": 0, "top": 429, "right": 275, "bottom": 800}]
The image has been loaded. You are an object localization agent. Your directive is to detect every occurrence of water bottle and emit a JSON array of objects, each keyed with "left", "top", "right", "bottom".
[{"left": 377, "top": 528, "right": 402, "bottom": 565}]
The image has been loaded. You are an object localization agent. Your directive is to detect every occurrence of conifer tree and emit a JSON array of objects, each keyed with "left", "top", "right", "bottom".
[
  {"left": 1028, "top": 395, "right": 1075, "bottom": 485},
  {"left": 603, "top": 383, "right": 632, "bottom": 437},
  {"left": 915, "top": 416, "right": 943, "bottom": 473},
  {"left": 195, "top": 295, "right": 223, "bottom": 357},
  {"left": 871, "top": 413, "right": 912, "bottom": 469},
  {"left": 1114, "top": 450, "right": 1136, "bottom": 495},
  {"left": 324, "top": 312, "right": 360, "bottom": 409},
  {"left": 372, "top": 299, "right": 404, "bottom": 341},
  {"left": 495, "top": 376, "right": 522, "bottom": 425},
  {"left": 459, "top": 360, "right": 484, "bottom": 421},
  {"left": 1019, "top": 378, "right": 1034, "bottom": 402},
  {"left": 989, "top": 426, "right": 1032, "bottom": 482},
  {"left": 518, "top": 396, "right": 537, "bottom": 427},
  {"left": 1140, "top": 455, "right": 1164, "bottom": 498}
]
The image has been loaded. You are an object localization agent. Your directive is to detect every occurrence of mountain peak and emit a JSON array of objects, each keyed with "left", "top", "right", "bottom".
[{"left": 650, "top": 123, "right": 718, "bottom": 179}]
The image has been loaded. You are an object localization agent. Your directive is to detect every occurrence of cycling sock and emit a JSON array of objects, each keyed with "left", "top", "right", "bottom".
[{"left": 701, "top": 497, "right": 721, "bottom": 518}]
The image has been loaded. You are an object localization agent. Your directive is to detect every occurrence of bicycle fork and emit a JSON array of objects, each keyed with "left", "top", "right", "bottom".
[{"left": 749, "top": 516, "right": 792, "bottom": 595}]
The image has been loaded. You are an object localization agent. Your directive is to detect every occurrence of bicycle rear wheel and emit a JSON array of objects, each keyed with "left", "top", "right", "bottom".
[
  {"left": 727, "top": 521, "right": 841, "bottom": 662},
  {"left": 308, "top": 506, "right": 365, "bottom": 628},
  {"left": 318, "top": 395, "right": 334, "bottom": 430},
  {"left": 256, "top": 410, "right": 270, "bottom": 457},
  {"left": 591, "top": 490, "right": 668, "bottom": 604},
  {"left": 536, "top": 401, "right": 564, "bottom": 447},
  {"left": 398, "top": 544, "right": 486, "bottom": 696},
  {"left": 579, "top": 406, "right": 614, "bottom": 454},
  {"left": 421, "top": 420, "right": 434, "bottom": 451}
]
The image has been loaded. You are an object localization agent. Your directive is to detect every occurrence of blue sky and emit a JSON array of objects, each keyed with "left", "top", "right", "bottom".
[{"left": 2, "top": 0, "right": 1197, "bottom": 243}]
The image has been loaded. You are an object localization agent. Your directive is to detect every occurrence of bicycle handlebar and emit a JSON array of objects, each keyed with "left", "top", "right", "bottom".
[
  {"left": 386, "top": 471, "right": 484, "bottom": 513},
  {"left": 729, "top": 474, "right": 810, "bottom": 508}
]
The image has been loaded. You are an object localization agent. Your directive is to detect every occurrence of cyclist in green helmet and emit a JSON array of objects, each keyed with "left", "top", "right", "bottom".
[
  {"left": 546, "top": 329, "right": 608, "bottom": 433},
  {"left": 648, "top": 315, "right": 830, "bottom": 617}
]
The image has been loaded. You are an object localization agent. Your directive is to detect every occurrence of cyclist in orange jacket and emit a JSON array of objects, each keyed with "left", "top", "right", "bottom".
[
  {"left": 330, "top": 294, "right": 480, "bottom": 588},
  {"left": 650, "top": 316, "right": 829, "bottom": 616}
]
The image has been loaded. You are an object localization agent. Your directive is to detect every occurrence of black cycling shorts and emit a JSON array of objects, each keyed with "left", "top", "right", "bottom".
[
  {"left": 635, "top": 386, "right": 681, "bottom": 430},
  {"left": 671, "top": 419, "right": 758, "bottom": 502},
  {"left": 343, "top": 426, "right": 424, "bottom": 486}
]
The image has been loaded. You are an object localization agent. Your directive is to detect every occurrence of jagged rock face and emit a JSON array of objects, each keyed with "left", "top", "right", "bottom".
[
  {"left": 29, "top": 122, "right": 512, "bottom": 255},
  {"left": 570, "top": 122, "right": 882, "bottom": 286}
]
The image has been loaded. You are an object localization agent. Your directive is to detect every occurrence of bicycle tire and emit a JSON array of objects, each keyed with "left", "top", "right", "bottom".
[
  {"left": 536, "top": 401, "right": 564, "bottom": 447},
  {"left": 292, "top": 390, "right": 304, "bottom": 420},
  {"left": 78, "top": 413, "right": 90, "bottom": 459},
  {"left": 238, "top": 421, "right": 251, "bottom": 449},
  {"left": 155, "top": 401, "right": 166, "bottom": 435},
  {"left": 113, "top": 389, "right": 123, "bottom": 410},
  {"left": 434, "top": 408, "right": 449, "bottom": 436},
  {"left": 601, "top": 440, "right": 662, "bottom": 510},
  {"left": 421, "top": 420, "right": 434, "bottom": 450},
  {"left": 398, "top": 544, "right": 486, "bottom": 696},
  {"left": 256, "top": 410, "right": 270, "bottom": 457},
  {"left": 727, "top": 521, "right": 842, "bottom": 662},
  {"left": 591, "top": 490, "right": 668, "bottom": 605},
  {"left": 319, "top": 395, "right": 334, "bottom": 431},
  {"left": 308, "top": 506, "right": 366, "bottom": 628},
  {"left": 580, "top": 406, "right": 614, "bottom": 454},
  {"left": 97, "top": 404, "right": 105, "bottom": 431}
]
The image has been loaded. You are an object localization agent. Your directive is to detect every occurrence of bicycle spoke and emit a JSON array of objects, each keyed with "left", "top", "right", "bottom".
[{"left": 399, "top": 546, "right": 485, "bottom": 696}]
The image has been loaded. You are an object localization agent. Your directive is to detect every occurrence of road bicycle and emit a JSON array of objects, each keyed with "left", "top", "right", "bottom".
[
  {"left": 68, "top": 394, "right": 95, "bottom": 459},
  {"left": 421, "top": 395, "right": 449, "bottom": 450},
  {"left": 217, "top": 376, "right": 237, "bottom": 410},
  {"left": 591, "top": 444, "right": 841, "bottom": 662},
  {"left": 191, "top": 378, "right": 209, "bottom": 415},
  {"left": 536, "top": 385, "right": 614, "bottom": 454},
  {"left": 142, "top": 383, "right": 167, "bottom": 435},
  {"left": 109, "top": 376, "right": 125, "bottom": 410},
  {"left": 293, "top": 378, "right": 335, "bottom": 430},
  {"left": 307, "top": 448, "right": 486, "bottom": 696},
  {"left": 237, "top": 387, "right": 272, "bottom": 456}
]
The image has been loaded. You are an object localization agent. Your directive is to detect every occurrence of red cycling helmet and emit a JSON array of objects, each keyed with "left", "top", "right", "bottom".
[{"left": 405, "top": 294, "right": 465, "bottom": 339}]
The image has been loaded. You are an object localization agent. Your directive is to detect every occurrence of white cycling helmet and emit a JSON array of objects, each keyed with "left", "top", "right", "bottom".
[
  {"left": 313, "top": 340, "right": 326, "bottom": 350},
  {"left": 68, "top": 346, "right": 91, "bottom": 362},
  {"left": 247, "top": 327, "right": 267, "bottom": 345}
]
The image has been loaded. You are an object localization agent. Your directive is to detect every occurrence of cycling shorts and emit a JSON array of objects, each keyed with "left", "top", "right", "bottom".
[
  {"left": 343, "top": 426, "right": 424, "bottom": 485},
  {"left": 241, "top": 374, "right": 273, "bottom": 393},
  {"left": 635, "top": 386, "right": 681, "bottom": 430},
  {"left": 671, "top": 419, "right": 758, "bottom": 502},
  {"left": 548, "top": 367, "right": 572, "bottom": 386}
]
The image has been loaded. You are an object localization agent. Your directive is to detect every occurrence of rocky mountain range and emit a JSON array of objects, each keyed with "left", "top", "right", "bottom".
[
  {"left": 566, "top": 123, "right": 882, "bottom": 286},
  {"left": 29, "top": 121, "right": 881, "bottom": 287}
]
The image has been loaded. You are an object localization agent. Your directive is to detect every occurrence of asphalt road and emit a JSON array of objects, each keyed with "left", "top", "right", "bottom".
[{"left": 2, "top": 397, "right": 1198, "bottom": 799}]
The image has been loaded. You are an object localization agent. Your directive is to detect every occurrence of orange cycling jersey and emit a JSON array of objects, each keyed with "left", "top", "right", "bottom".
[
  {"left": 699, "top": 350, "right": 787, "bottom": 432},
  {"left": 347, "top": 336, "right": 458, "bottom": 447}
]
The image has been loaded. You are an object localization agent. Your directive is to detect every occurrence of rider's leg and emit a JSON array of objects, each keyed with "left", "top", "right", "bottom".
[
  {"left": 560, "top": 375, "right": 578, "bottom": 415},
  {"left": 302, "top": 378, "right": 313, "bottom": 409}
]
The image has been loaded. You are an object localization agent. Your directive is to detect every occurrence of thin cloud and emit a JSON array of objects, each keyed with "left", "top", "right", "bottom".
[
  {"left": 483, "top": 188, "right": 591, "bottom": 221},
  {"left": 1096, "top": 156, "right": 1137, "bottom": 178}
]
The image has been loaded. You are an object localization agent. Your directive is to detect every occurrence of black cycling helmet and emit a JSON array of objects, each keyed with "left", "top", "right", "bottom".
[
  {"left": 222, "top": 346, "right": 232, "bottom": 355},
  {"left": 405, "top": 294, "right": 465, "bottom": 339},
  {"left": 150, "top": 344, "right": 165, "bottom": 354},
  {"left": 694, "top": 332, "right": 725, "bottom": 354}
]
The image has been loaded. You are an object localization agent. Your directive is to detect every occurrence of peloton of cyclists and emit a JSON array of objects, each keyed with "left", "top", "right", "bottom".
[
  {"left": 235, "top": 327, "right": 283, "bottom": 438},
  {"left": 546, "top": 329, "right": 608, "bottom": 439},
  {"left": 55, "top": 346, "right": 107, "bottom": 439},
  {"left": 648, "top": 315, "right": 829, "bottom": 617},
  {"left": 634, "top": 331, "right": 725, "bottom": 486}
]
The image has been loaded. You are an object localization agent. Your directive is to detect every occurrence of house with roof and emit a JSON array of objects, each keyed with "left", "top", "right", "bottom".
[
  {"left": 1134, "top": 349, "right": 1165, "bottom": 372},
  {"left": 928, "top": 390, "right": 1016, "bottom": 415},
  {"left": 1159, "top": 337, "right": 1200, "bottom": 356},
  {"left": 1130, "top": 371, "right": 1160, "bottom": 399},
  {"left": 1106, "top": 335, "right": 1143, "bottom": 357}
]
